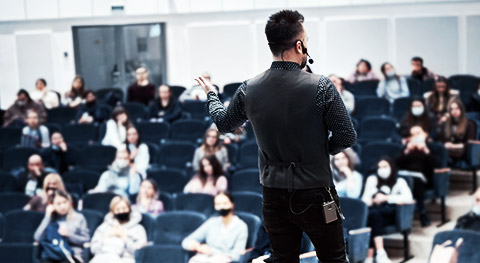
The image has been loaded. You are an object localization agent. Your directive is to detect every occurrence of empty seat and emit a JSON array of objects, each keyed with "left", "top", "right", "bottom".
[
  {"left": 0, "top": 193, "right": 30, "bottom": 215},
  {"left": 95, "top": 88, "right": 124, "bottom": 106},
  {"left": 159, "top": 192, "right": 174, "bottom": 211},
  {"left": 3, "top": 147, "right": 40, "bottom": 171},
  {"left": 140, "top": 213, "right": 156, "bottom": 241},
  {"left": 181, "top": 100, "right": 209, "bottom": 120},
  {"left": 392, "top": 97, "right": 413, "bottom": 121},
  {"left": 169, "top": 85, "right": 186, "bottom": 99},
  {"left": 124, "top": 102, "right": 148, "bottom": 123},
  {"left": 238, "top": 141, "right": 259, "bottom": 169},
  {"left": 82, "top": 192, "right": 118, "bottom": 214},
  {"left": 358, "top": 116, "right": 397, "bottom": 141},
  {"left": 147, "top": 168, "right": 188, "bottom": 194},
  {"left": 225, "top": 143, "right": 239, "bottom": 166},
  {"left": 76, "top": 145, "right": 116, "bottom": 171},
  {"left": 63, "top": 169, "right": 101, "bottom": 195},
  {"left": 135, "top": 244, "right": 188, "bottom": 263},
  {"left": 63, "top": 123, "right": 98, "bottom": 146},
  {"left": 137, "top": 122, "right": 170, "bottom": 143},
  {"left": 0, "top": 127, "right": 22, "bottom": 150},
  {"left": 170, "top": 119, "right": 206, "bottom": 142},
  {"left": 153, "top": 211, "right": 206, "bottom": 245},
  {"left": 347, "top": 80, "right": 379, "bottom": 97},
  {"left": 223, "top": 82, "right": 243, "bottom": 99},
  {"left": 361, "top": 141, "right": 403, "bottom": 175},
  {"left": 236, "top": 211, "right": 262, "bottom": 249},
  {"left": 158, "top": 141, "right": 196, "bottom": 169},
  {"left": 353, "top": 97, "right": 390, "bottom": 120},
  {"left": 3, "top": 210, "right": 44, "bottom": 243},
  {"left": 47, "top": 107, "right": 77, "bottom": 125},
  {"left": 0, "top": 243, "right": 35, "bottom": 263},
  {"left": 340, "top": 197, "right": 370, "bottom": 263},
  {"left": 230, "top": 169, "right": 262, "bottom": 193},
  {"left": 145, "top": 142, "right": 160, "bottom": 164},
  {"left": 450, "top": 75, "right": 480, "bottom": 109},
  {"left": 174, "top": 193, "right": 215, "bottom": 216},
  {"left": 0, "top": 172, "right": 17, "bottom": 193},
  {"left": 232, "top": 191, "right": 263, "bottom": 219}
]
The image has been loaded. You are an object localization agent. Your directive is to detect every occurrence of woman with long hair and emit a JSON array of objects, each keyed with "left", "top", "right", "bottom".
[
  {"left": 132, "top": 179, "right": 164, "bottom": 218},
  {"left": 125, "top": 125, "right": 149, "bottom": 179},
  {"left": 330, "top": 148, "right": 363, "bottom": 198},
  {"left": 184, "top": 155, "right": 228, "bottom": 196},
  {"left": 25, "top": 173, "right": 66, "bottom": 212},
  {"left": 424, "top": 76, "right": 459, "bottom": 121},
  {"left": 192, "top": 128, "right": 229, "bottom": 172},
  {"left": 376, "top": 62, "right": 409, "bottom": 102},
  {"left": 346, "top": 59, "right": 378, "bottom": 83},
  {"left": 65, "top": 75, "right": 87, "bottom": 108},
  {"left": 399, "top": 98, "right": 437, "bottom": 139},
  {"left": 102, "top": 106, "right": 131, "bottom": 149}
]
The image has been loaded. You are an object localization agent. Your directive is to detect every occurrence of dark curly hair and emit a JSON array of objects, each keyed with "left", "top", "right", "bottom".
[{"left": 265, "top": 10, "right": 305, "bottom": 56}]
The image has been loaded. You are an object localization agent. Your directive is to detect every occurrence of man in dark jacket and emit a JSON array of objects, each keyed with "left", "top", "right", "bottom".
[{"left": 195, "top": 10, "right": 356, "bottom": 263}]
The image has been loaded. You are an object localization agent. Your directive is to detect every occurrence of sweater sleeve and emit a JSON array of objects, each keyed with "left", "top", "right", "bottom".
[
  {"left": 387, "top": 178, "right": 414, "bottom": 204},
  {"left": 40, "top": 126, "right": 50, "bottom": 148},
  {"left": 34, "top": 215, "right": 52, "bottom": 241},
  {"left": 400, "top": 77, "right": 410, "bottom": 97},
  {"left": 124, "top": 224, "right": 147, "bottom": 255},
  {"left": 346, "top": 171, "right": 363, "bottom": 199},
  {"left": 135, "top": 144, "right": 150, "bottom": 179},
  {"left": 67, "top": 214, "right": 90, "bottom": 246},
  {"left": 181, "top": 219, "right": 212, "bottom": 250},
  {"left": 90, "top": 223, "right": 108, "bottom": 255},
  {"left": 226, "top": 221, "right": 248, "bottom": 261},
  {"left": 361, "top": 176, "right": 378, "bottom": 206}
]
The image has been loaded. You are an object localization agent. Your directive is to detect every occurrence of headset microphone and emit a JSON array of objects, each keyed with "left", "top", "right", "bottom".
[{"left": 299, "top": 40, "right": 314, "bottom": 64}]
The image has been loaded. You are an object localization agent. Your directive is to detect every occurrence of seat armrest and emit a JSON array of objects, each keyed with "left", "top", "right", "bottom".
[
  {"left": 395, "top": 203, "right": 415, "bottom": 232},
  {"left": 467, "top": 141, "right": 480, "bottom": 167},
  {"left": 433, "top": 168, "right": 451, "bottom": 197}
]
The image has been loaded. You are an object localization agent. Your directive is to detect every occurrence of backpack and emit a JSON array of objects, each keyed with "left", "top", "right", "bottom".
[{"left": 40, "top": 221, "right": 75, "bottom": 263}]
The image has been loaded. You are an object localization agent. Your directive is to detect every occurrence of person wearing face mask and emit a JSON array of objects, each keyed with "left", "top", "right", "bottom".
[
  {"left": 330, "top": 148, "right": 363, "bottom": 199},
  {"left": 20, "top": 110, "right": 50, "bottom": 149},
  {"left": 438, "top": 99, "right": 475, "bottom": 162},
  {"left": 92, "top": 148, "right": 142, "bottom": 197},
  {"left": 362, "top": 157, "right": 413, "bottom": 263},
  {"left": 132, "top": 179, "right": 164, "bottom": 218},
  {"left": 376, "top": 62, "right": 409, "bottom": 102},
  {"left": 42, "top": 132, "right": 73, "bottom": 174},
  {"left": 455, "top": 187, "right": 480, "bottom": 232},
  {"left": 184, "top": 155, "right": 228, "bottom": 196},
  {"left": 182, "top": 192, "right": 248, "bottom": 263},
  {"left": 148, "top": 84, "right": 182, "bottom": 123},
  {"left": 102, "top": 106, "right": 131, "bottom": 149},
  {"left": 3, "top": 89, "right": 47, "bottom": 127},
  {"left": 399, "top": 98, "right": 437, "bottom": 139},
  {"left": 397, "top": 125, "right": 437, "bottom": 226},
  {"left": 329, "top": 74, "right": 355, "bottom": 114},
  {"left": 25, "top": 173, "right": 66, "bottom": 213},
  {"left": 346, "top": 59, "right": 378, "bottom": 83},
  {"left": 192, "top": 128, "right": 230, "bottom": 172},
  {"left": 76, "top": 91, "right": 109, "bottom": 124},
  {"left": 424, "top": 76, "right": 459, "bottom": 122},
  {"left": 90, "top": 196, "right": 147, "bottom": 263},
  {"left": 34, "top": 190, "right": 90, "bottom": 263}
]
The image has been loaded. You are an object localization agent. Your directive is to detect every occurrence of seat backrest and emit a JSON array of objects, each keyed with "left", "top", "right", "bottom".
[
  {"left": 170, "top": 120, "right": 207, "bottom": 142},
  {"left": 238, "top": 141, "right": 259, "bottom": 169},
  {"left": 159, "top": 192, "right": 174, "bottom": 211},
  {"left": 348, "top": 80, "right": 379, "bottom": 97},
  {"left": 339, "top": 197, "right": 368, "bottom": 231},
  {"left": 76, "top": 145, "right": 116, "bottom": 168},
  {"left": 140, "top": 213, "right": 155, "bottom": 241},
  {"left": 63, "top": 123, "right": 99, "bottom": 144},
  {"left": 361, "top": 141, "right": 402, "bottom": 175},
  {"left": 63, "top": 169, "right": 101, "bottom": 195},
  {"left": 406, "top": 77, "right": 422, "bottom": 97},
  {"left": 232, "top": 191, "right": 263, "bottom": 219},
  {"left": 82, "top": 192, "right": 118, "bottom": 214},
  {"left": 392, "top": 97, "right": 413, "bottom": 121},
  {"left": 223, "top": 82, "right": 243, "bottom": 99},
  {"left": 225, "top": 143, "right": 239, "bottom": 165},
  {"left": 158, "top": 141, "right": 196, "bottom": 169},
  {"left": 353, "top": 97, "right": 390, "bottom": 120},
  {"left": 124, "top": 102, "right": 148, "bottom": 123},
  {"left": 0, "top": 172, "right": 17, "bottom": 193},
  {"left": 3, "top": 147, "right": 40, "bottom": 171},
  {"left": 431, "top": 230, "right": 480, "bottom": 263},
  {"left": 230, "top": 169, "right": 262, "bottom": 193},
  {"left": 147, "top": 168, "right": 188, "bottom": 194},
  {"left": 181, "top": 101, "right": 208, "bottom": 120},
  {"left": 236, "top": 211, "right": 262, "bottom": 248},
  {"left": 169, "top": 86, "right": 186, "bottom": 99},
  {"left": 46, "top": 107, "right": 77, "bottom": 125},
  {"left": 80, "top": 209, "right": 104, "bottom": 235},
  {"left": 449, "top": 75, "right": 480, "bottom": 107},
  {"left": 3, "top": 210, "right": 44, "bottom": 243},
  {"left": 358, "top": 116, "right": 397, "bottom": 140},
  {"left": 153, "top": 211, "right": 206, "bottom": 245},
  {"left": 174, "top": 193, "right": 215, "bottom": 216},
  {"left": 137, "top": 122, "right": 171, "bottom": 143},
  {"left": 135, "top": 244, "right": 188, "bottom": 263},
  {"left": 0, "top": 193, "right": 31, "bottom": 215},
  {"left": 95, "top": 88, "right": 124, "bottom": 106},
  {"left": 0, "top": 213, "right": 4, "bottom": 241},
  {"left": 144, "top": 142, "right": 160, "bottom": 164}
]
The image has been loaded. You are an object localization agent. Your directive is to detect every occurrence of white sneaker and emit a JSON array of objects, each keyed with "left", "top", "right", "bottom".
[
  {"left": 364, "top": 258, "right": 374, "bottom": 263},
  {"left": 375, "top": 249, "right": 392, "bottom": 263}
]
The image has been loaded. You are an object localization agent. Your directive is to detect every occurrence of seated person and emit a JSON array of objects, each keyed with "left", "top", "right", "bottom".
[
  {"left": 34, "top": 190, "right": 90, "bottom": 263},
  {"left": 376, "top": 62, "right": 409, "bottom": 102},
  {"left": 180, "top": 73, "right": 219, "bottom": 102},
  {"left": 125, "top": 125, "right": 149, "bottom": 179},
  {"left": 424, "top": 76, "right": 459, "bottom": 122},
  {"left": 362, "top": 157, "right": 413, "bottom": 263},
  {"left": 329, "top": 74, "right": 354, "bottom": 114},
  {"left": 76, "top": 90, "right": 109, "bottom": 124},
  {"left": 102, "top": 106, "right": 131, "bottom": 149},
  {"left": 468, "top": 82, "right": 480, "bottom": 112},
  {"left": 184, "top": 155, "right": 228, "bottom": 196},
  {"left": 91, "top": 147, "right": 142, "bottom": 197},
  {"left": 193, "top": 128, "right": 230, "bottom": 172},
  {"left": 331, "top": 148, "right": 363, "bottom": 199},
  {"left": 182, "top": 192, "right": 248, "bottom": 263},
  {"left": 64, "top": 76, "right": 87, "bottom": 108},
  {"left": 3, "top": 89, "right": 47, "bottom": 127},
  {"left": 24, "top": 173, "right": 66, "bottom": 213},
  {"left": 90, "top": 196, "right": 147, "bottom": 263},
  {"left": 127, "top": 66, "right": 156, "bottom": 106},
  {"left": 132, "top": 179, "right": 164, "bottom": 218},
  {"left": 21, "top": 110, "right": 50, "bottom": 149},
  {"left": 399, "top": 98, "right": 437, "bottom": 139},
  {"left": 148, "top": 84, "right": 182, "bottom": 123},
  {"left": 30, "top": 78, "right": 60, "bottom": 109},
  {"left": 42, "top": 131, "right": 73, "bottom": 174},
  {"left": 455, "top": 187, "right": 480, "bottom": 232},
  {"left": 346, "top": 59, "right": 378, "bottom": 83},
  {"left": 438, "top": 99, "right": 475, "bottom": 163},
  {"left": 411, "top": 56, "right": 435, "bottom": 82},
  {"left": 17, "top": 154, "right": 56, "bottom": 197}
]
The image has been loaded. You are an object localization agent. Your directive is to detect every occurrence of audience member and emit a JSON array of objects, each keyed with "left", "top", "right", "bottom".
[
  {"left": 438, "top": 99, "right": 475, "bottom": 162},
  {"left": 397, "top": 125, "right": 437, "bottom": 226},
  {"left": 125, "top": 125, "right": 149, "bottom": 179},
  {"left": 182, "top": 192, "right": 248, "bottom": 263},
  {"left": 42, "top": 131, "right": 73, "bottom": 174},
  {"left": 90, "top": 196, "right": 147, "bottom": 263},
  {"left": 132, "top": 179, "right": 164, "bottom": 218},
  {"left": 184, "top": 155, "right": 228, "bottom": 196},
  {"left": 424, "top": 76, "right": 459, "bottom": 121},
  {"left": 399, "top": 98, "right": 437, "bottom": 139},
  {"left": 468, "top": 83, "right": 480, "bottom": 112},
  {"left": 76, "top": 90, "right": 109, "bottom": 124},
  {"left": 331, "top": 148, "right": 363, "bottom": 199},
  {"left": 20, "top": 110, "right": 50, "bottom": 149},
  {"left": 18, "top": 154, "right": 56, "bottom": 197},
  {"left": 24, "top": 173, "right": 66, "bottom": 213},
  {"left": 92, "top": 148, "right": 142, "bottom": 197},
  {"left": 34, "top": 190, "right": 90, "bottom": 263},
  {"left": 362, "top": 157, "right": 413, "bottom": 263},
  {"left": 411, "top": 56, "right": 435, "bottom": 82},
  {"left": 148, "top": 84, "right": 182, "bottom": 122},
  {"left": 180, "top": 72, "right": 218, "bottom": 102},
  {"left": 3, "top": 89, "right": 47, "bottom": 127},
  {"left": 64, "top": 75, "right": 87, "bottom": 108},
  {"left": 127, "top": 66, "right": 156, "bottom": 106},
  {"left": 455, "top": 187, "right": 480, "bottom": 232},
  {"left": 329, "top": 74, "right": 355, "bottom": 114},
  {"left": 346, "top": 59, "right": 378, "bottom": 83},
  {"left": 102, "top": 106, "right": 131, "bottom": 149},
  {"left": 376, "top": 62, "right": 409, "bottom": 102},
  {"left": 30, "top": 78, "right": 60, "bottom": 109},
  {"left": 192, "top": 128, "right": 230, "bottom": 172}
]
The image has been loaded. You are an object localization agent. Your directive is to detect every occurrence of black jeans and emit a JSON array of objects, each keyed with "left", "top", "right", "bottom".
[
  {"left": 262, "top": 186, "right": 349, "bottom": 263},
  {"left": 367, "top": 204, "right": 396, "bottom": 248}
]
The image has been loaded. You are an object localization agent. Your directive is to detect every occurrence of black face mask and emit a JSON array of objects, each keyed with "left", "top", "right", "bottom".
[
  {"left": 86, "top": 100, "right": 96, "bottom": 107},
  {"left": 114, "top": 212, "right": 130, "bottom": 222},
  {"left": 217, "top": 208, "right": 232, "bottom": 217}
]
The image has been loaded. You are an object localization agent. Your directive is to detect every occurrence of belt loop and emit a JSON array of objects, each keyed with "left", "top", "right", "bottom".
[{"left": 287, "top": 162, "right": 295, "bottom": 192}]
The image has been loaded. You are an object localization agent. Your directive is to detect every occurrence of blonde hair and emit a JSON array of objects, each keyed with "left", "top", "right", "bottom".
[
  {"left": 43, "top": 173, "right": 66, "bottom": 195},
  {"left": 109, "top": 196, "right": 131, "bottom": 212}
]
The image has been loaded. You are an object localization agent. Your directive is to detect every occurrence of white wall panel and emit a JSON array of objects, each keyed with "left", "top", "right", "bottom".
[
  {"left": 0, "top": 35, "right": 20, "bottom": 108},
  {"left": 59, "top": 0, "right": 92, "bottom": 18},
  {"left": 0, "top": 0, "right": 26, "bottom": 21},
  {"left": 25, "top": 0, "right": 59, "bottom": 20},
  {"left": 466, "top": 15, "right": 480, "bottom": 75}
]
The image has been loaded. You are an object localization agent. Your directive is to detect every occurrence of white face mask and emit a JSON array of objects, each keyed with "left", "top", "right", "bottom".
[
  {"left": 386, "top": 70, "right": 395, "bottom": 78},
  {"left": 377, "top": 167, "right": 391, "bottom": 179},
  {"left": 116, "top": 159, "right": 129, "bottom": 169},
  {"left": 412, "top": 135, "right": 426, "bottom": 143},
  {"left": 472, "top": 205, "right": 480, "bottom": 216},
  {"left": 411, "top": 106, "right": 424, "bottom": 117}
]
